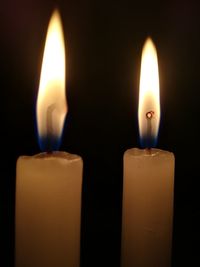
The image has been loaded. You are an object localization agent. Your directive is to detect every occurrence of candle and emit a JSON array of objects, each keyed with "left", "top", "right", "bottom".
[
  {"left": 15, "top": 10, "right": 83, "bottom": 267},
  {"left": 121, "top": 38, "right": 175, "bottom": 267}
]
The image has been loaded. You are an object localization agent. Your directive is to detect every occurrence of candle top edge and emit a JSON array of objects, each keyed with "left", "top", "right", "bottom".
[
  {"left": 124, "top": 148, "right": 174, "bottom": 158},
  {"left": 18, "top": 151, "right": 82, "bottom": 161}
]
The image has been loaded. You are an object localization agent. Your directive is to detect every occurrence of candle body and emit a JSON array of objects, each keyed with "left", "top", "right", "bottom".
[
  {"left": 121, "top": 148, "right": 174, "bottom": 267},
  {"left": 15, "top": 152, "right": 83, "bottom": 267}
]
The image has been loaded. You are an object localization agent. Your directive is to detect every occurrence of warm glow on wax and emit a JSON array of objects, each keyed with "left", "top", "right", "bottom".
[
  {"left": 138, "top": 38, "right": 160, "bottom": 145},
  {"left": 36, "top": 10, "right": 67, "bottom": 143}
]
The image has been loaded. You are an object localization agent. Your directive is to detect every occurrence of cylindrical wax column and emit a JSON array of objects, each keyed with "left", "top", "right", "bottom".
[
  {"left": 15, "top": 152, "right": 83, "bottom": 267},
  {"left": 121, "top": 148, "right": 174, "bottom": 267}
]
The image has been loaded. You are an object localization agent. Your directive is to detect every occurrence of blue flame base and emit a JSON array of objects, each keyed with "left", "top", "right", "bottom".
[
  {"left": 140, "top": 136, "right": 157, "bottom": 149},
  {"left": 38, "top": 135, "right": 61, "bottom": 152}
]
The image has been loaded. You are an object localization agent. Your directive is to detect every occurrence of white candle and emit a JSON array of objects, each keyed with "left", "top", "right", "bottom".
[
  {"left": 121, "top": 38, "right": 175, "bottom": 267},
  {"left": 15, "top": 10, "right": 83, "bottom": 267},
  {"left": 16, "top": 152, "right": 82, "bottom": 267}
]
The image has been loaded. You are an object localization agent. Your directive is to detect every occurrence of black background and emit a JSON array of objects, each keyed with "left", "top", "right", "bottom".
[{"left": 1, "top": 0, "right": 200, "bottom": 266}]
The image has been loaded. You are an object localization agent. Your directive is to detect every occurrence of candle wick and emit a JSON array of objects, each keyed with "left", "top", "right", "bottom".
[
  {"left": 46, "top": 151, "right": 54, "bottom": 155},
  {"left": 47, "top": 103, "right": 57, "bottom": 137},
  {"left": 46, "top": 103, "right": 57, "bottom": 153},
  {"left": 145, "top": 148, "right": 152, "bottom": 155},
  {"left": 146, "top": 111, "right": 154, "bottom": 150}
]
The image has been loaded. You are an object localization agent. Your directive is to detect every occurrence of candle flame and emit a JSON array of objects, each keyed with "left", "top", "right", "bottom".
[
  {"left": 138, "top": 37, "right": 160, "bottom": 148},
  {"left": 36, "top": 10, "right": 67, "bottom": 151}
]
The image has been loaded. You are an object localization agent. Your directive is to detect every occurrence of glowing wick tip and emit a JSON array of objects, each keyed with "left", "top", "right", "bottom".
[{"left": 146, "top": 111, "right": 154, "bottom": 120}]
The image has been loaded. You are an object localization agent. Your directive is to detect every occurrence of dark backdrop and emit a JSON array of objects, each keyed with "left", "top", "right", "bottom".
[{"left": 1, "top": 0, "right": 200, "bottom": 266}]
